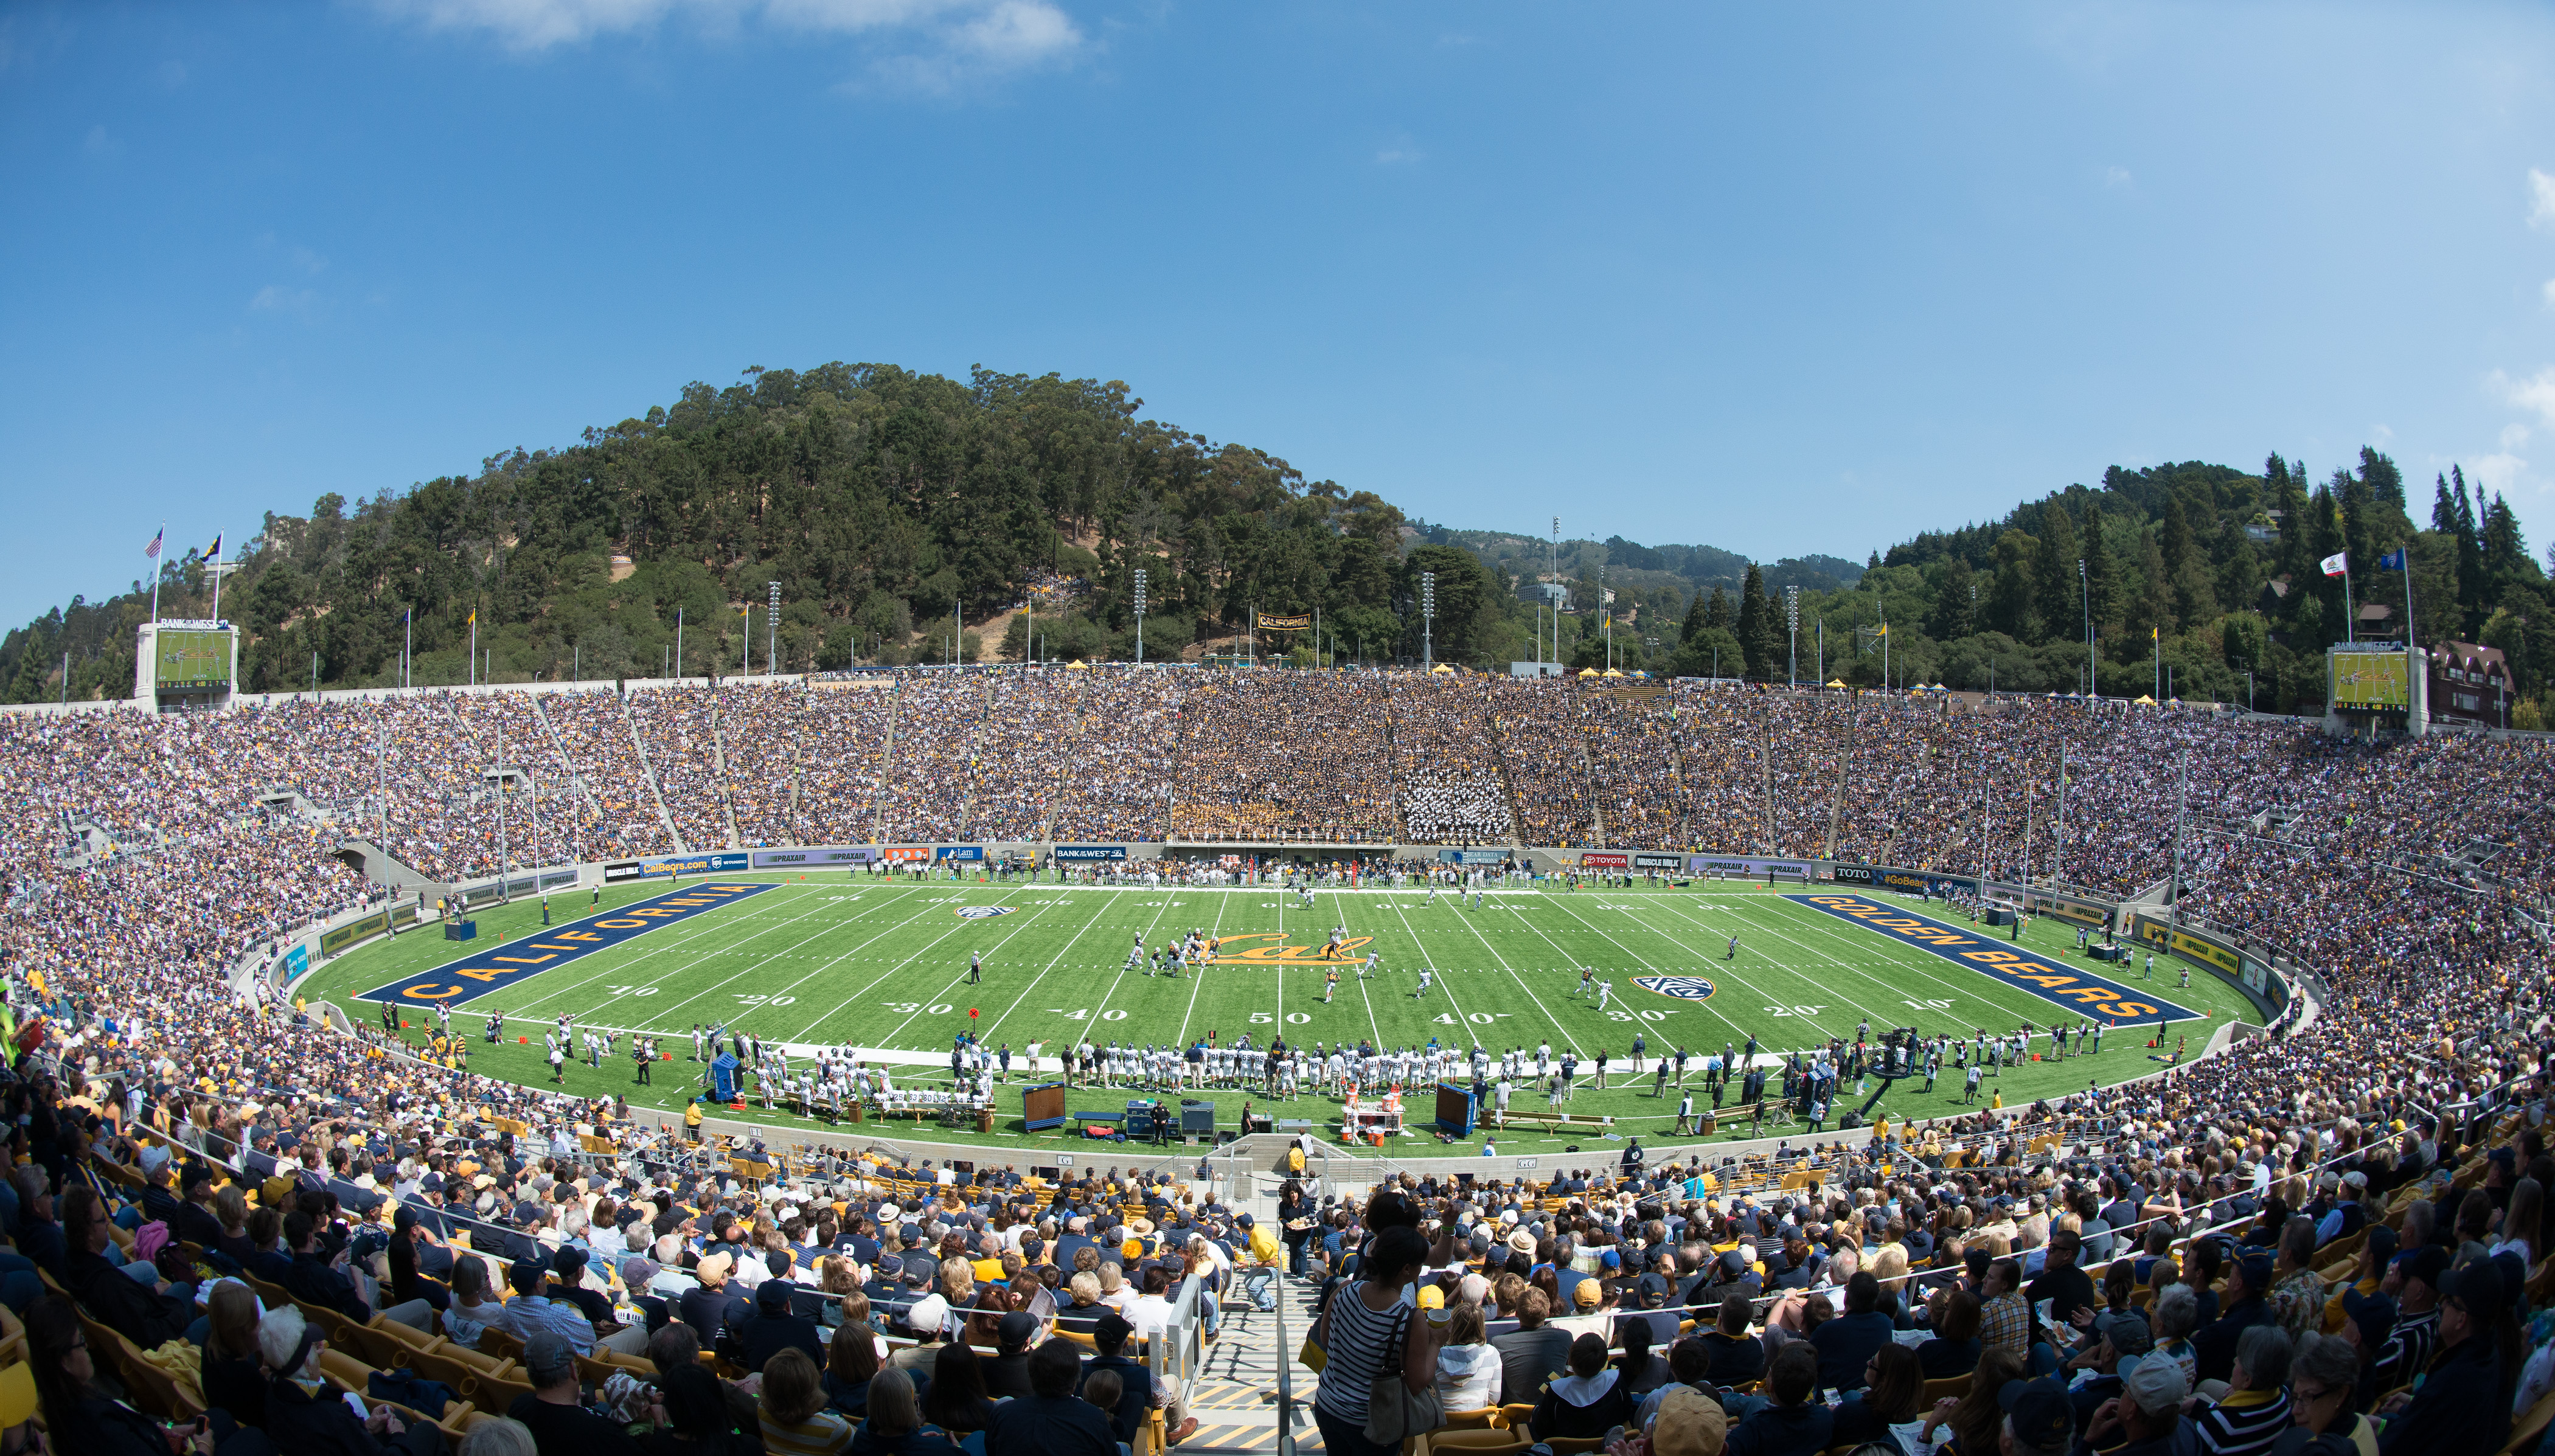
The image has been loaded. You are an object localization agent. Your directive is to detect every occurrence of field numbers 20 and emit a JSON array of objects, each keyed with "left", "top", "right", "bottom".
[
  {"left": 735, "top": 994, "right": 796, "bottom": 1007},
  {"left": 1764, "top": 1004, "right": 1825, "bottom": 1017}
]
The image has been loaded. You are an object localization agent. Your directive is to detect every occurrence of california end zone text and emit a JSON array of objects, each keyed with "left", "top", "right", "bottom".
[
  {"left": 1787, "top": 893, "right": 2199, "bottom": 1025},
  {"left": 358, "top": 883, "right": 777, "bottom": 1007}
]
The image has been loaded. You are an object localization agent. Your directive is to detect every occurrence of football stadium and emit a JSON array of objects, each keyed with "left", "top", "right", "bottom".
[{"left": 9, "top": 10, "right": 2555, "bottom": 1455}]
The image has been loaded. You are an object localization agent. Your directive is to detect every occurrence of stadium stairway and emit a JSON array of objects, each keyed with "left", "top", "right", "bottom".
[
  {"left": 621, "top": 695, "right": 690, "bottom": 853},
  {"left": 1178, "top": 1270, "right": 1327, "bottom": 1454},
  {"left": 708, "top": 697, "right": 744, "bottom": 849}
]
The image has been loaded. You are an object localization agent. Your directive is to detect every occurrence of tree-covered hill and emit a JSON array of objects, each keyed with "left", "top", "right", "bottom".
[{"left": 2, "top": 362, "right": 2547, "bottom": 721}]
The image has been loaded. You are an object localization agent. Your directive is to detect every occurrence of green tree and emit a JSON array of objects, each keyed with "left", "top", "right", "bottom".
[
  {"left": 1928, "top": 556, "right": 1976, "bottom": 640},
  {"left": 1736, "top": 563, "right": 1779, "bottom": 680},
  {"left": 2034, "top": 501, "right": 2080, "bottom": 645}
]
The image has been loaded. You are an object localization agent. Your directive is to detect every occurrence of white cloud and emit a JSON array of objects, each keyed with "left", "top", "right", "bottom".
[
  {"left": 2472, "top": 451, "right": 2531, "bottom": 497},
  {"left": 2104, "top": 165, "right": 2132, "bottom": 189},
  {"left": 370, "top": 0, "right": 1082, "bottom": 74},
  {"left": 249, "top": 285, "right": 321, "bottom": 317},
  {"left": 2543, "top": 278, "right": 2555, "bottom": 310},
  {"left": 2533, "top": 168, "right": 2555, "bottom": 231},
  {"left": 289, "top": 246, "right": 329, "bottom": 276},
  {"left": 2495, "top": 366, "right": 2555, "bottom": 431}
]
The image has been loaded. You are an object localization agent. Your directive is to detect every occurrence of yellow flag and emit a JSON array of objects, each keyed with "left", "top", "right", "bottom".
[{"left": 467, "top": 609, "right": 476, "bottom": 626}]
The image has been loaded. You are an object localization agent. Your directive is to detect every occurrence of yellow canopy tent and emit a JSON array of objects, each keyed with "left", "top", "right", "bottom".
[
  {"left": 1577, "top": 667, "right": 1600, "bottom": 678},
  {"left": 1826, "top": 679, "right": 1849, "bottom": 688},
  {"left": 1067, "top": 660, "right": 1090, "bottom": 670},
  {"left": 1431, "top": 663, "right": 1455, "bottom": 674},
  {"left": 2134, "top": 694, "right": 2157, "bottom": 704},
  {"left": 1601, "top": 668, "right": 1624, "bottom": 678}
]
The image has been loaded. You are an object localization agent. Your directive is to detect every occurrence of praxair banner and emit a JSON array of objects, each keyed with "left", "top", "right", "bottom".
[
  {"left": 356, "top": 882, "right": 776, "bottom": 1008},
  {"left": 1788, "top": 893, "right": 2197, "bottom": 1025}
]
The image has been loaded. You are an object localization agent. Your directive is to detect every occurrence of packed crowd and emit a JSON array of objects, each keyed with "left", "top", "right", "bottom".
[
  {"left": 1389, "top": 679, "right": 1517, "bottom": 845},
  {"left": 0, "top": 673, "right": 2550, "bottom": 1451},
  {"left": 1167, "top": 674, "right": 1399, "bottom": 843}
]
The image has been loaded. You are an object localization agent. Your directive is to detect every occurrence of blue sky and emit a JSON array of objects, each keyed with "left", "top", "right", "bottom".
[{"left": 5, "top": 2, "right": 2555, "bottom": 628}]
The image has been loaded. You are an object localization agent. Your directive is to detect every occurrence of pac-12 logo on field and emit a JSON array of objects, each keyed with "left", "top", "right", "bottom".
[
  {"left": 1633, "top": 975, "right": 1717, "bottom": 1001},
  {"left": 955, "top": 906, "right": 1017, "bottom": 920}
]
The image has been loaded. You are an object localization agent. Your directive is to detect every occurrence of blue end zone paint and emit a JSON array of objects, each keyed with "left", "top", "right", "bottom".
[
  {"left": 356, "top": 882, "right": 777, "bottom": 1008},
  {"left": 1784, "top": 893, "right": 2201, "bottom": 1025}
]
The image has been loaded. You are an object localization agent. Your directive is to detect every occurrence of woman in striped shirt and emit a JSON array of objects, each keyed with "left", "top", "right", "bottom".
[{"left": 1309, "top": 1224, "right": 1441, "bottom": 1456}]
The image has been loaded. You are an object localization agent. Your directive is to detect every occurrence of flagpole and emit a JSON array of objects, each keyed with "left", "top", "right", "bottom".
[
  {"left": 2343, "top": 567, "right": 2354, "bottom": 645},
  {"left": 208, "top": 539, "right": 223, "bottom": 623},
  {"left": 148, "top": 522, "right": 164, "bottom": 625},
  {"left": 470, "top": 615, "right": 478, "bottom": 687}
]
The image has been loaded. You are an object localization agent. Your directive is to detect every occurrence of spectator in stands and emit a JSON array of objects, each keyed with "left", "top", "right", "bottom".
[
  {"left": 1808, "top": 1271, "right": 1894, "bottom": 1393},
  {"left": 1916, "top": 1288, "right": 1982, "bottom": 1379},
  {"left": 757, "top": 1346, "right": 853, "bottom": 1456},
  {"left": 1434, "top": 1302, "right": 1503, "bottom": 1410},
  {"left": 920, "top": 1344, "right": 998, "bottom": 1439},
  {"left": 2371, "top": 1260, "right": 2523, "bottom": 1455},
  {"left": 849, "top": 1368, "right": 953, "bottom": 1456},
  {"left": 1492, "top": 1285, "right": 1573, "bottom": 1400},
  {"left": 984, "top": 1339, "right": 1119, "bottom": 1456},
  {"left": 257, "top": 1303, "right": 443, "bottom": 1455},
  {"left": 1529, "top": 1333, "right": 1636, "bottom": 1443},
  {"left": 1722, "top": 1342, "right": 1832, "bottom": 1456}
]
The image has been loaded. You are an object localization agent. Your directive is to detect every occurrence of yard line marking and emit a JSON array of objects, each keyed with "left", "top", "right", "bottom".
[
  {"left": 499, "top": 881, "right": 891, "bottom": 1021},
  {"left": 814, "top": 886, "right": 1055, "bottom": 1047},
  {"left": 1383, "top": 898, "right": 1478, "bottom": 1040},
  {"left": 979, "top": 892, "right": 1147, "bottom": 1044},
  {"left": 1539, "top": 892, "right": 1835, "bottom": 1038},
  {"left": 761, "top": 889, "right": 1058, "bottom": 1042},
  {"left": 624, "top": 885, "right": 963, "bottom": 1030},
  {"left": 1427, "top": 896, "right": 1580, "bottom": 1049},
  {"left": 1633, "top": 893, "right": 2003, "bottom": 1039}
]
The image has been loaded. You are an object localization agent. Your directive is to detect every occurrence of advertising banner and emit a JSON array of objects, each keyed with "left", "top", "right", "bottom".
[
  {"left": 1580, "top": 852, "right": 1630, "bottom": 870},
  {"left": 602, "top": 859, "right": 648, "bottom": 883},
  {"left": 1438, "top": 848, "right": 1512, "bottom": 864},
  {"left": 282, "top": 943, "right": 310, "bottom": 981},
  {"left": 750, "top": 847, "right": 879, "bottom": 868},
  {"left": 357, "top": 882, "right": 776, "bottom": 1008},
  {"left": 1691, "top": 855, "right": 1818, "bottom": 878},
  {"left": 1055, "top": 845, "right": 1129, "bottom": 862},
  {"left": 320, "top": 910, "right": 391, "bottom": 959},
  {"left": 1831, "top": 864, "right": 1875, "bottom": 884},
  {"left": 935, "top": 845, "right": 985, "bottom": 862},
  {"left": 1632, "top": 853, "right": 1686, "bottom": 871},
  {"left": 883, "top": 847, "right": 931, "bottom": 862},
  {"left": 643, "top": 852, "right": 751, "bottom": 875},
  {"left": 1879, "top": 869, "right": 1974, "bottom": 896}
]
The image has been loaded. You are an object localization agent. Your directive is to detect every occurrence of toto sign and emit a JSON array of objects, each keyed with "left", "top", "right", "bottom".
[{"left": 1633, "top": 974, "right": 1718, "bottom": 1002}]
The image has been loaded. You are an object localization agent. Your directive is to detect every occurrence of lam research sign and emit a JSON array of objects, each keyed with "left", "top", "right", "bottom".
[{"left": 2329, "top": 650, "right": 2410, "bottom": 711}]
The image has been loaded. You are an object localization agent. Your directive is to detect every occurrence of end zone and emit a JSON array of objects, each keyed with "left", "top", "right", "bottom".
[
  {"left": 356, "top": 882, "right": 777, "bottom": 1008},
  {"left": 1784, "top": 893, "right": 2200, "bottom": 1025}
]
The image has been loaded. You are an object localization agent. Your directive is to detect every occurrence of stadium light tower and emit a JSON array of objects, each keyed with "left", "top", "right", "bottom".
[
  {"left": 1784, "top": 585, "right": 1799, "bottom": 688},
  {"left": 766, "top": 581, "right": 780, "bottom": 674},
  {"left": 1420, "top": 570, "right": 1436, "bottom": 671},
  {"left": 1133, "top": 569, "right": 1147, "bottom": 665}
]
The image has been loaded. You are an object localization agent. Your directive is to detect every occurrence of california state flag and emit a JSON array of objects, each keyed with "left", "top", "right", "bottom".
[{"left": 2320, "top": 552, "right": 2348, "bottom": 578}]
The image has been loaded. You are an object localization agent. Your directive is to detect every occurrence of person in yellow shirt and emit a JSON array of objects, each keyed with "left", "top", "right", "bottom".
[
  {"left": 1989, "top": 1090, "right": 2004, "bottom": 1112},
  {"left": 684, "top": 1101, "right": 704, "bottom": 1142}
]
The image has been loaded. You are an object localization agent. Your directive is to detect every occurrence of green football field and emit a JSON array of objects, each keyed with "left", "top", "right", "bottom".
[{"left": 307, "top": 875, "right": 2256, "bottom": 1153}]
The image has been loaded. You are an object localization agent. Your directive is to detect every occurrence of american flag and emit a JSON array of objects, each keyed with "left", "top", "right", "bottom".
[{"left": 144, "top": 529, "right": 162, "bottom": 560}]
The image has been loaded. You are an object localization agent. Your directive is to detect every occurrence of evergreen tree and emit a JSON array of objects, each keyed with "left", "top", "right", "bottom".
[
  {"left": 2360, "top": 446, "right": 2405, "bottom": 512},
  {"left": 1703, "top": 585, "right": 1731, "bottom": 631},
  {"left": 2452, "top": 466, "right": 2485, "bottom": 629},
  {"left": 1679, "top": 591, "right": 1709, "bottom": 645},
  {"left": 1736, "top": 563, "right": 1778, "bottom": 680},
  {"left": 2081, "top": 496, "right": 2116, "bottom": 640},
  {"left": 2483, "top": 492, "right": 2531, "bottom": 604},
  {"left": 1929, "top": 556, "right": 1976, "bottom": 640},
  {"left": 2034, "top": 501, "right": 2080, "bottom": 646}
]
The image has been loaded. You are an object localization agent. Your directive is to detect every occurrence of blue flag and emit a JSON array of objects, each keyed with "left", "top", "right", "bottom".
[{"left": 2377, "top": 547, "right": 2407, "bottom": 570}]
